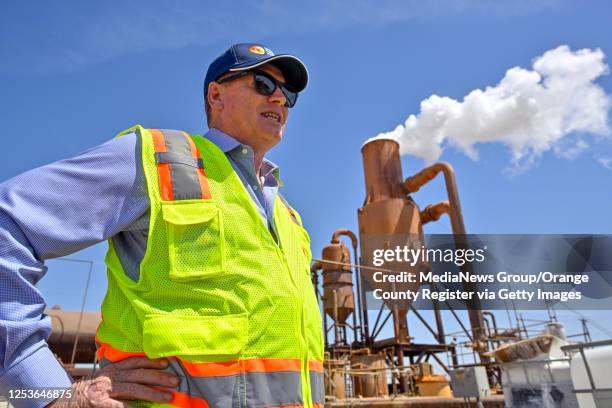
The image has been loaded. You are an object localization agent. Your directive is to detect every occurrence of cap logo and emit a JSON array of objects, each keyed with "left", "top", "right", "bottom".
[{"left": 248, "top": 45, "right": 265, "bottom": 55}]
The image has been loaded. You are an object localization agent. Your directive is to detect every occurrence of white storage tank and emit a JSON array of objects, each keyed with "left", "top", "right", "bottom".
[
  {"left": 563, "top": 340, "right": 612, "bottom": 408},
  {"left": 488, "top": 323, "right": 579, "bottom": 408},
  {"left": 501, "top": 357, "right": 577, "bottom": 408}
]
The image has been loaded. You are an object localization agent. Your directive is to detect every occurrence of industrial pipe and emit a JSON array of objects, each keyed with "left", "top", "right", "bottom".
[
  {"left": 331, "top": 229, "right": 364, "bottom": 343},
  {"left": 420, "top": 201, "right": 450, "bottom": 225},
  {"left": 403, "top": 162, "right": 465, "bottom": 235},
  {"left": 404, "top": 162, "right": 488, "bottom": 359}
]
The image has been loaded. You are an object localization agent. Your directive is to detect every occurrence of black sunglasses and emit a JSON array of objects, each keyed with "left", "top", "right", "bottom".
[{"left": 216, "top": 69, "right": 298, "bottom": 108}]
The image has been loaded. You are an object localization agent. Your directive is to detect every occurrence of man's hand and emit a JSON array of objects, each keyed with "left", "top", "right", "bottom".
[{"left": 47, "top": 357, "right": 179, "bottom": 407}]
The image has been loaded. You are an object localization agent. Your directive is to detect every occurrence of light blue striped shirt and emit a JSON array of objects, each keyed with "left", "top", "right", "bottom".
[{"left": 0, "top": 128, "right": 281, "bottom": 407}]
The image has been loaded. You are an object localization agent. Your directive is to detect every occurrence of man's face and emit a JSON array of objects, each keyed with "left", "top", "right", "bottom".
[{"left": 212, "top": 63, "right": 289, "bottom": 152}]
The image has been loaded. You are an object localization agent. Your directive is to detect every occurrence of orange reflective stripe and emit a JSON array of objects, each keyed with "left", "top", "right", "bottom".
[
  {"left": 165, "top": 389, "right": 209, "bottom": 408},
  {"left": 97, "top": 340, "right": 305, "bottom": 376},
  {"left": 150, "top": 128, "right": 167, "bottom": 153},
  {"left": 96, "top": 339, "right": 146, "bottom": 362},
  {"left": 313, "top": 404, "right": 324, "bottom": 408},
  {"left": 149, "top": 129, "right": 174, "bottom": 201},
  {"left": 197, "top": 168, "right": 209, "bottom": 199},
  {"left": 181, "top": 131, "right": 212, "bottom": 200},
  {"left": 309, "top": 360, "right": 324, "bottom": 373},
  {"left": 182, "top": 358, "right": 302, "bottom": 377},
  {"left": 182, "top": 360, "right": 242, "bottom": 377},
  {"left": 157, "top": 163, "right": 174, "bottom": 201},
  {"left": 245, "top": 358, "right": 301, "bottom": 373}
]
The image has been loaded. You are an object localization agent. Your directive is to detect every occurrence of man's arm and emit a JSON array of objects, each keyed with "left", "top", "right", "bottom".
[{"left": 0, "top": 132, "right": 153, "bottom": 407}]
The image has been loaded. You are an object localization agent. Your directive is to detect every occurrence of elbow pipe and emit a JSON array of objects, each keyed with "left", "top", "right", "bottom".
[
  {"left": 331, "top": 229, "right": 358, "bottom": 250},
  {"left": 482, "top": 311, "right": 498, "bottom": 336},
  {"left": 420, "top": 201, "right": 450, "bottom": 225},
  {"left": 311, "top": 260, "right": 323, "bottom": 274},
  {"left": 403, "top": 162, "right": 466, "bottom": 235}
]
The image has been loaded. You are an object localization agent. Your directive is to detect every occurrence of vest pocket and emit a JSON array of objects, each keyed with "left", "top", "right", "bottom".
[
  {"left": 161, "top": 200, "right": 226, "bottom": 281},
  {"left": 142, "top": 313, "right": 247, "bottom": 358}
]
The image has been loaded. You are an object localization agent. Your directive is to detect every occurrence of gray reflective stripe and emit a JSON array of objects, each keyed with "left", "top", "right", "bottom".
[
  {"left": 156, "top": 152, "right": 204, "bottom": 169},
  {"left": 100, "top": 357, "right": 303, "bottom": 407},
  {"left": 162, "top": 129, "right": 192, "bottom": 156},
  {"left": 310, "top": 371, "right": 325, "bottom": 404},
  {"left": 245, "top": 371, "right": 303, "bottom": 406},
  {"left": 101, "top": 357, "right": 240, "bottom": 407},
  {"left": 166, "top": 359, "right": 241, "bottom": 408},
  {"left": 158, "top": 129, "right": 204, "bottom": 200}
]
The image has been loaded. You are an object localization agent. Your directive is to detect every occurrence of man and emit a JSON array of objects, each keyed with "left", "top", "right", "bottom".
[{"left": 0, "top": 43, "right": 324, "bottom": 407}]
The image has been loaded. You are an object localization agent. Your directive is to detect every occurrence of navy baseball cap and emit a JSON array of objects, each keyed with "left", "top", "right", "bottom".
[{"left": 204, "top": 43, "right": 308, "bottom": 97}]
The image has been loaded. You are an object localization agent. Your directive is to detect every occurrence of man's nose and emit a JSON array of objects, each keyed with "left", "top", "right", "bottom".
[{"left": 269, "top": 86, "right": 287, "bottom": 106}]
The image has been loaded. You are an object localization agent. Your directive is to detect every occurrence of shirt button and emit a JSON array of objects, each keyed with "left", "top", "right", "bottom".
[
  {"left": 252, "top": 185, "right": 259, "bottom": 191},
  {"left": 242, "top": 148, "right": 248, "bottom": 155}
]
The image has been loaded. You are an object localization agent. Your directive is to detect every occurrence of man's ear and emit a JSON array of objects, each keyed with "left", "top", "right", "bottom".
[{"left": 207, "top": 82, "right": 224, "bottom": 112}]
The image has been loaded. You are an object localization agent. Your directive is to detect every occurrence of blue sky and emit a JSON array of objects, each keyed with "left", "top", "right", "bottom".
[{"left": 2, "top": 1, "right": 611, "bottom": 345}]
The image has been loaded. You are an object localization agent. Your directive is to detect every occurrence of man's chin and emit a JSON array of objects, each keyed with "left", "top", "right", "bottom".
[{"left": 261, "top": 131, "right": 283, "bottom": 147}]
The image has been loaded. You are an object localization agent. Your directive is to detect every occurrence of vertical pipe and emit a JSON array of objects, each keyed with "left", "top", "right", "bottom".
[
  {"left": 353, "top": 247, "right": 364, "bottom": 343},
  {"left": 404, "top": 163, "right": 487, "bottom": 356},
  {"left": 450, "top": 344, "right": 459, "bottom": 368},
  {"left": 581, "top": 319, "right": 592, "bottom": 342},
  {"left": 433, "top": 299, "right": 446, "bottom": 344},
  {"left": 392, "top": 307, "right": 401, "bottom": 341},
  {"left": 352, "top": 301, "right": 358, "bottom": 343},
  {"left": 324, "top": 317, "right": 329, "bottom": 349},
  {"left": 396, "top": 346, "right": 406, "bottom": 393},
  {"left": 359, "top": 256, "right": 370, "bottom": 345},
  {"left": 482, "top": 312, "right": 500, "bottom": 347},
  {"left": 333, "top": 289, "right": 340, "bottom": 344}
]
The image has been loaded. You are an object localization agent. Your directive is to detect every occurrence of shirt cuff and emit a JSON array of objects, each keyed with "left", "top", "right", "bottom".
[{"left": 0, "top": 346, "right": 72, "bottom": 408}]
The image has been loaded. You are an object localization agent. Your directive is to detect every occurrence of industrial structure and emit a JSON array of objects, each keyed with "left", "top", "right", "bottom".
[
  {"left": 307, "top": 138, "right": 609, "bottom": 407},
  {"left": 309, "top": 139, "right": 503, "bottom": 406}
]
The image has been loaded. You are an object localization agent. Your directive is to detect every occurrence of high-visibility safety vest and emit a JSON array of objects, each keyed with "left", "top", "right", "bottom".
[{"left": 96, "top": 126, "right": 325, "bottom": 408}]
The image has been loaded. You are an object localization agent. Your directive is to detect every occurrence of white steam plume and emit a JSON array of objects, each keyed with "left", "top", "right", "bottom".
[{"left": 370, "top": 45, "right": 611, "bottom": 172}]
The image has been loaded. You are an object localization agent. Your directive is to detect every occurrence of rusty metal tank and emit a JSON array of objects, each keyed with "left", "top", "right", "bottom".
[
  {"left": 351, "top": 353, "right": 389, "bottom": 397},
  {"left": 321, "top": 241, "right": 355, "bottom": 324},
  {"left": 359, "top": 139, "right": 421, "bottom": 234},
  {"left": 357, "top": 139, "right": 425, "bottom": 332}
]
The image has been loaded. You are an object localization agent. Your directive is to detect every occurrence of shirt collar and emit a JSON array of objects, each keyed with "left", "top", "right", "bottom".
[
  {"left": 204, "top": 128, "right": 241, "bottom": 153},
  {"left": 204, "top": 128, "right": 282, "bottom": 187}
]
